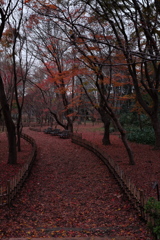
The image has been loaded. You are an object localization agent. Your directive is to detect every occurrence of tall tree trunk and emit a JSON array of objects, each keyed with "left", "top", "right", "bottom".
[
  {"left": 66, "top": 118, "right": 73, "bottom": 132},
  {"left": 96, "top": 77, "right": 135, "bottom": 165},
  {"left": 0, "top": 74, "right": 17, "bottom": 164},
  {"left": 99, "top": 110, "right": 111, "bottom": 145},
  {"left": 102, "top": 106, "right": 134, "bottom": 164},
  {"left": 16, "top": 113, "right": 22, "bottom": 152},
  {"left": 151, "top": 116, "right": 160, "bottom": 149}
]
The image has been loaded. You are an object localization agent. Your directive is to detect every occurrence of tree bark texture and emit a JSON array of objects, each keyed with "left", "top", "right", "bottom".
[
  {"left": 99, "top": 110, "right": 111, "bottom": 145},
  {"left": 0, "top": 74, "right": 17, "bottom": 164}
]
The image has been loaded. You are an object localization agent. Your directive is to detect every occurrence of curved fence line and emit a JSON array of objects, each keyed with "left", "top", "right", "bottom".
[
  {"left": 0, "top": 133, "right": 37, "bottom": 207},
  {"left": 71, "top": 133, "right": 153, "bottom": 224}
]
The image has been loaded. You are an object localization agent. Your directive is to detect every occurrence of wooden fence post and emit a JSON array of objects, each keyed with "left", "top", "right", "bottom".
[
  {"left": 0, "top": 133, "right": 37, "bottom": 207},
  {"left": 139, "top": 190, "right": 145, "bottom": 218}
]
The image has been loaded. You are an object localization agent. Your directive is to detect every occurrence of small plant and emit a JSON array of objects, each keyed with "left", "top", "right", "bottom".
[{"left": 145, "top": 197, "right": 160, "bottom": 239}]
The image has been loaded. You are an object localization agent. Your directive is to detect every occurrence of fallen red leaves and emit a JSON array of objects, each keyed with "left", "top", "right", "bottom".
[
  {"left": 0, "top": 132, "right": 32, "bottom": 188},
  {"left": 80, "top": 123, "right": 160, "bottom": 199},
  {"left": 0, "top": 125, "right": 156, "bottom": 239}
]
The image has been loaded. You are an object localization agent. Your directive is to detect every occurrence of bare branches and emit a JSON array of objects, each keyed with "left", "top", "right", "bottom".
[{"left": 0, "top": 8, "right": 5, "bottom": 39}]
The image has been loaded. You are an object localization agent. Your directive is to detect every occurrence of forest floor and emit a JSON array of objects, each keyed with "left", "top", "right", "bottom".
[
  {"left": 75, "top": 122, "right": 160, "bottom": 200},
  {"left": 0, "top": 123, "right": 159, "bottom": 239}
]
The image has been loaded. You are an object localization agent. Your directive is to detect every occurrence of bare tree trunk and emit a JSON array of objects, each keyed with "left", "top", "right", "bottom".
[
  {"left": 100, "top": 111, "right": 111, "bottom": 145},
  {"left": 0, "top": 74, "right": 17, "bottom": 164},
  {"left": 16, "top": 113, "right": 22, "bottom": 152},
  {"left": 151, "top": 116, "right": 160, "bottom": 149},
  {"left": 66, "top": 118, "right": 74, "bottom": 132}
]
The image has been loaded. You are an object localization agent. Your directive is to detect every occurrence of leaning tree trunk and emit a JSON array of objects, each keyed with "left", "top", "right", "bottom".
[
  {"left": 96, "top": 78, "right": 135, "bottom": 164},
  {"left": 106, "top": 106, "right": 135, "bottom": 165},
  {"left": 114, "top": 117, "right": 135, "bottom": 165},
  {"left": 0, "top": 75, "right": 17, "bottom": 164}
]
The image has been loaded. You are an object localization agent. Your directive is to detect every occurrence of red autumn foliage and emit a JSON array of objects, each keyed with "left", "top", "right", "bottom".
[{"left": 0, "top": 124, "right": 157, "bottom": 239}]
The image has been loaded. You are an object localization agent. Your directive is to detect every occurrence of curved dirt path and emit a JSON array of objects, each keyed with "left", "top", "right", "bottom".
[{"left": 0, "top": 128, "right": 153, "bottom": 239}]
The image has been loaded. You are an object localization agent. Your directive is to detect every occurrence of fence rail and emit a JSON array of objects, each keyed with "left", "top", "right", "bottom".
[
  {"left": 72, "top": 133, "right": 153, "bottom": 224},
  {"left": 0, "top": 133, "right": 37, "bottom": 207}
]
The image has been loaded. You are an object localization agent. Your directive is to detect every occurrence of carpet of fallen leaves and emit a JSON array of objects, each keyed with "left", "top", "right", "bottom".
[
  {"left": 78, "top": 123, "right": 160, "bottom": 200},
  {"left": 0, "top": 124, "right": 157, "bottom": 239},
  {"left": 0, "top": 132, "right": 32, "bottom": 188}
]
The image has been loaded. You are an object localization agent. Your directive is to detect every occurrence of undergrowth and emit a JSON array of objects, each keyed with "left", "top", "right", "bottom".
[
  {"left": 145, "top": 197, "right": 160, "bottom": 239},
  {"left": 126, "top": 126, "right": 155, "bottom": 145}
]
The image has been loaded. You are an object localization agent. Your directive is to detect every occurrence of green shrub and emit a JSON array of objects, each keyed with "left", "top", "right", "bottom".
[
  {"left": 126, "top": 126, "right": 155, "bottom": 145},
  {"left": 120, "top": 111, "right": 152, "bottom": 128},
  {"left": 120, "top": 112, "right": 138, "bottom": 126},
  {"left": 145, "top": 197, "right": 160, "bottom": 239}
]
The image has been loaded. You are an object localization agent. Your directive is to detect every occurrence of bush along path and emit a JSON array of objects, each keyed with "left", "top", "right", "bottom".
[{"left": 0, "top": 128, "right": 154, "bottom": 239}]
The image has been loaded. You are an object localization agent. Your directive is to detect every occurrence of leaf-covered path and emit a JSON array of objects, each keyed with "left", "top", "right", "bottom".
[{"left": 0, "top": 129, "right": 153, "bottom": 239}]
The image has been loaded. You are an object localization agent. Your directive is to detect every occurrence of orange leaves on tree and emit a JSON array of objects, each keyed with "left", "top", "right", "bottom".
[
  {"left": 54, "top": 86, "right": 67, "bottom": 94},
  {"left": 70, "top": 95, "right": 82, "bottom": 106},
  {"left": 47, "top": 68, "right": 81, "bottom": 87},
  {"left": 0, "top": 28, "right": 14, "bottom": 48},
  {"left": 87, "top": 88, "right": 97, "bottom": 93},
  {"left": 113, "top": 72, "right": 128, "bottom": 80},
  {"left": 87, "top": 16, "right": 97, "bottom": 24},
  {"left": 76, "top": 37, "right": 85, "bottom": 45},
  {"left": 94, "top": 34, "right": 113, "bottom": 41},
  {"left": 66, "top": 112, "right": 77, "bottom": 118},
  {"left": 87, "top": 46, "right": 100, "bottom": 51},
  {"left": 45, "top": 4, "right": 57, "bottom": 10},
  {"left": 101, "top": 77, "right": 111, "bottom": 84},
  {"left": 24, "top": 0, "right": 32, "bottom": 3},
  {"left": 119, "top": 94, "right": 134, "bottom": 101},
  {"left": 113, "top": 81, "right": 128, "bottom": 87},
  {"left": 28, "top": 14, "right": 40, "bottom": 26},
  {"left": 2, "top": 28, "right": 13, "bottom": 37},
  {"left": 112, "top": 71, "right": 131, "bottom": 87},
  {"left": 131, "top": 100, "right": 146, "bottom": 115}
]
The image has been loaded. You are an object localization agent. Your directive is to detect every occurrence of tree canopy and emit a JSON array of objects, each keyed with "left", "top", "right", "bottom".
[{"left": 1, "top": 0, "right": 160, "bottom": 164}]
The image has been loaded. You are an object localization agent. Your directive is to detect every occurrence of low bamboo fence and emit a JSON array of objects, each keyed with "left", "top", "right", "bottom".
[
  {"left": 0, "top": 133, "right": 37, "bottom": 207},
  {"left": 72, "top": 133, "right": 154, "bottom": 225}
]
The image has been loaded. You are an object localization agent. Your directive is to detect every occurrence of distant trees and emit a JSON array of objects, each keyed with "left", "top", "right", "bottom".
[
  {"left": 23, "top": 0, "right": 160, "bottom": 163},
  {"left": 24, "top": 9, "right": 86, "bottom": 132},
  {"left": 1, "top": 0, "right": 160, "bottom": 165},
  {"left": 42, "top": 1, "right": 135, "bottom": 163},
  {"left": 23, "top": 0, "right": 135, "bottom": 164}
]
